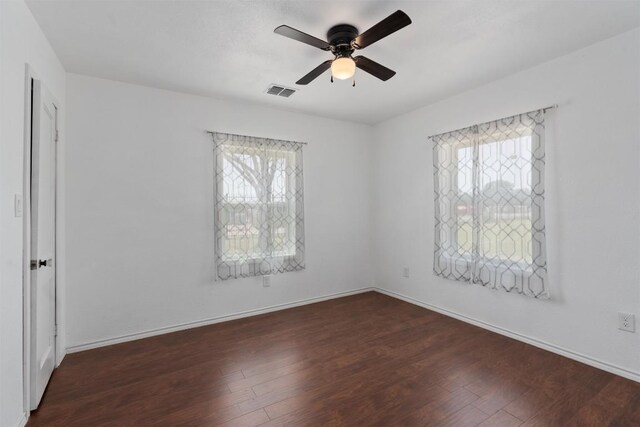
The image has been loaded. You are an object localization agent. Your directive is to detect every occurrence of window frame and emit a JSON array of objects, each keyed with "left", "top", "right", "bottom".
[
  {"left": 212, "top": 131, "right": 306, "bottom": 280},
  {"left": 431, "top": 108, "right": 548, "bottom": 297},
  {"left": 443, "top": 126, "right": 538, "bottom": 272}
]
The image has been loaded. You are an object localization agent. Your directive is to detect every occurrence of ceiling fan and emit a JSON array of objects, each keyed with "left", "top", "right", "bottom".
[{"left": 274, "top": 10, "right": 412, "bottom": 86}]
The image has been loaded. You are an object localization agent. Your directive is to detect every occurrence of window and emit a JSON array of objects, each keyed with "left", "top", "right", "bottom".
[
  {"left": 432, "top": 109, "right": 548, "bottom": 298},
  {"left": 212, "top": 132, "right": 305, "bottom": 280}
]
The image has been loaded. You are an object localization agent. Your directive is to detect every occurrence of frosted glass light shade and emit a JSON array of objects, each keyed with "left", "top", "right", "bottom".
[{"left": 331, "top": 57, "right": 356, "bottom": 80}]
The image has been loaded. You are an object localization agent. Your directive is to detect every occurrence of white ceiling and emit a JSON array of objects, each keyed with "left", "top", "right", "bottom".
[{"left": 27, "top": 0, "right": 640, "bottom": 124}]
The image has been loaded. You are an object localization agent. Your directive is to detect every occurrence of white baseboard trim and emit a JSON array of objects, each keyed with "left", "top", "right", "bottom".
[
  {"left": 374, "top": 287, "right": 640, "bottom": 383},
  {"left": 65, "top": 285, "right": 639, "bottom": 384},
  {"left": 56, "top": 347, "right": 66, "bottom": 367},
  {"left": 67, "top": 287, "right": 375, "bottom": 353},
  {"left": 13, "top": 412, "right": 28, "bottom": 427}
]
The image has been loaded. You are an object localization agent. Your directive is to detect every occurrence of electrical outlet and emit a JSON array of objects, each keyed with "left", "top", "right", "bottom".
[
  {"left": 618, "top": 312, "right": 635, "bottom": 332},
  {"left": 262, "top": 275, "right": 271, "bottom": 287},
  {"left": 402, "top": 267, "right": 410, "bottom": 278}
]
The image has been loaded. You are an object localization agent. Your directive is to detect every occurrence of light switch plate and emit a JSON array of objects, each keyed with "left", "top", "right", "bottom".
[
  {"left": 263, "top": 275, "right": 271, "bottom": 287},
  {"left": 14, "top": 194, "right": 23, "bottom": 217}
]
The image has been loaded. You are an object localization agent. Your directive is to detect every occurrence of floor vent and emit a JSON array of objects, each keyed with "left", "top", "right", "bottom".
[{"left": 266, "top": 84, "right": 297, "bottom": 97}]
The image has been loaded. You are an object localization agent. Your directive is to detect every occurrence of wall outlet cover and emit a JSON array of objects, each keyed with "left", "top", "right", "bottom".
[{"left": 262, "top": 275, "right": 271, "bottom": 287}]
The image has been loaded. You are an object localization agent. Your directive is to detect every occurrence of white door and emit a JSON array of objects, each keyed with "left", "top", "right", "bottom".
[{"left": 30, "top": 79, "right": 57, "bottom": 409}]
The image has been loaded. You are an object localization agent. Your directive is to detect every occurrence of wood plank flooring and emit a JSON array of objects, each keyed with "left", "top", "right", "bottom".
[{"left": 27, "top": 292, "right": 640, "bottom": 426}]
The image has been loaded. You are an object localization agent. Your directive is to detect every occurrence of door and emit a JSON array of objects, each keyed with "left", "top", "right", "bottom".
[{"left": 30, "top": 79, "right": 57, "bottom": 409}]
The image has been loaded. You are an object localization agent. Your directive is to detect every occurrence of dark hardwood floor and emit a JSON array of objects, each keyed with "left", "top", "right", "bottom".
[{"left": 27, "top": 292, "right": 639, "bottom": 426}]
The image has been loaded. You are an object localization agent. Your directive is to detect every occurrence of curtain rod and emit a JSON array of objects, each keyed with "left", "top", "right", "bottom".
[
  {"left": 427, "top": 104, "right": 557, "bottom": 140},
  {"left": 205, "top": 130, "right": 308, "bottom": 145}
]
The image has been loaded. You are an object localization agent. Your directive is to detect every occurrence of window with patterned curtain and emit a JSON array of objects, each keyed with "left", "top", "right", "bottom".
[
  {"left": 431, "top": 109, "right": 548, "bottom": 298},
  {"left": 211, "top": 132, "right": 305, "bottom": 280}
]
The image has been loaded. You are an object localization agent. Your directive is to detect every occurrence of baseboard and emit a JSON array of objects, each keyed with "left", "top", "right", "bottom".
[
  {"left": 56, "top": 349, "right": 66, "bottom": 367},
  {"left": 65, "top": 285, "right": 639, "bottom": 383},
  {"left": 13, "top": 412, "right": 28, "bottom": 427},
  {"left": 373, "top": 287, "right": 640, "bottom": 383},
  {"left": 67, "top": 287, "right": 375, "bottom": 353}
]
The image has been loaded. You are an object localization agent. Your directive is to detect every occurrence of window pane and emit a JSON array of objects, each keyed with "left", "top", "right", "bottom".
[
  {"left": 432, "top": 110, "right": 546, "bottom": 297},
  {"left": 220, "top": 203, "right": 261, "bottom": 260},
  {"left": 477, "top": 135, "right": 533, "bottom": 264},
  {"left": 220, "top": 147, "right": 261, "bottom": 260},
  {"left": 456, "top": 145, "right": 473, "bottom": 256},
  {"left": 268, "top": 149, "right": 296, "bottom": 257},
  {"left": 213, "top": 132, "right": 306, "bottom": 280},
  {"left": 222, "top": 148, "right": 260, "bottom": 203},
  {"left": 454, "top": 134, "right": 534, "bottom": 263},
  {"left": 220, "top": 146, "right": 296, "bottom": 260}
]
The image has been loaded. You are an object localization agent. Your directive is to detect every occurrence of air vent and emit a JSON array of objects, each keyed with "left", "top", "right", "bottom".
[
  {"left": 279, "top": 88, "right": 295, "bottom": 98},
  {"left": 267, "top": 85, "right": 285, "bottom": 95},
  {"left": 266, "top": 84, "right": 297, "bottom": 97}
]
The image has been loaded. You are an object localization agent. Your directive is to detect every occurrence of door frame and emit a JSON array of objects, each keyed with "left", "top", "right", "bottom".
[{"left": 22, "top": 64, "right": 64, "bottom": 412}]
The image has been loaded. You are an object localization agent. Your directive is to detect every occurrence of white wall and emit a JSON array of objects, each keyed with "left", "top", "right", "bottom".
[
  {"left": 372, "top": 29, "right": 640, "bottom": 379},
  {"left": 65, "top": 74, "right": 373, "bottom": 349},
  {"left": 0, "top": 1, "right": 66, "bottom": 426}
]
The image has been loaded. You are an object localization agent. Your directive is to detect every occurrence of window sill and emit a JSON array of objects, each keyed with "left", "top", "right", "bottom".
[
  {"left": 441, "top": 253, "right": 534, "bottom": 273},
  {"left": 221, "top": 254, "right": 298, "bottom": 263}
]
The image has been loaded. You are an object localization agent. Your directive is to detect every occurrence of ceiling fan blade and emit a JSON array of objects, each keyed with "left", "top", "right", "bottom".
[
  {"left": 274, "top": 25, "right": 331, "bottom": 51},
  {"left": 353, "top": 10, "right": 412, "bottom": 49},
  {"left": 296, "top": 60, "right": 333, "bottom": 85},
  {"left": 353, "top": 56, "right": 396, "bottom": 81}
]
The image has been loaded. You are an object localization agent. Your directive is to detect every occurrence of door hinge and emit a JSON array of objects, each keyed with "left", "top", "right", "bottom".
[
  {"left": 54, "top": 325, "right": 58, "bottom": 336},
  {"left": 55, "top": 130, "right": 59, "bottom": 142}
]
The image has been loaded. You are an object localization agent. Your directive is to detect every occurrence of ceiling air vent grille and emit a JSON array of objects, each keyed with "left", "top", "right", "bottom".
[
  {"left": 266, "top": 84, "right": 297, "bottom": 97},
  {"left": 267, "top": 85, "right": 285, "bottom": 95},
  {"left": 279, "top": 89, "right": 295, "bottom": 98}
]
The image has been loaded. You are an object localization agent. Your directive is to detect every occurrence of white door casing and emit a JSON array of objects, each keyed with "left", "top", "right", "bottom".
[{"left": 30, "top": 79, "right": 57, "bottom": 409}]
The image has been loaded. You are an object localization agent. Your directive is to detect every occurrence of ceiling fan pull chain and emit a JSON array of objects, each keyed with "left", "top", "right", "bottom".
[
  {"left": 352, "top": 79, "right": 356, "bottom": 87},
  {"left": 331, "top": 75, "right": 334, "bottom": 83}
]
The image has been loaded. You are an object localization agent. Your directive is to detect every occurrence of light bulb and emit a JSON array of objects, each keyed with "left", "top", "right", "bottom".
[{"left": 331, "top": 57, "right": 356, "bottom": 80}]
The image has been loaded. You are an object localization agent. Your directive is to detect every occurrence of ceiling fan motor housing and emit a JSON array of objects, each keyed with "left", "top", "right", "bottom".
[{"left": 327, "top": 24, "right": 359, "bottom": 56}]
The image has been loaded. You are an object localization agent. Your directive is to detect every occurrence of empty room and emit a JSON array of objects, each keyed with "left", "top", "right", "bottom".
[{"left": 1, "top": 0, "right": 640, "bottom": 426}]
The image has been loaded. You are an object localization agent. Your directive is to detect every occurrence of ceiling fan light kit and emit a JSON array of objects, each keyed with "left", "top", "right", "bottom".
[
  {"left": 331, "top": 57, "right": 356, "bottom": 80},
  {"left": 274, "top": 10, "right": 412, "bottom": 86}
]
